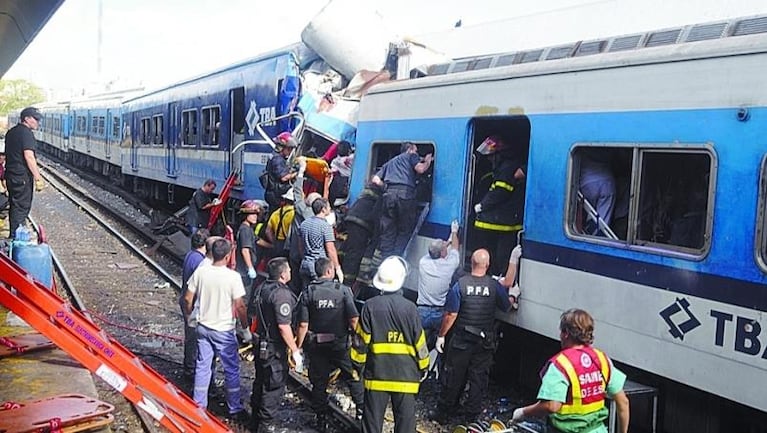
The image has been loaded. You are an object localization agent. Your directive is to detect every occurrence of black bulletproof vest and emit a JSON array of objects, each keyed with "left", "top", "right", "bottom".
[
  {"left": 306, "top": 280, "right": 349, "bottom": 337},
  {"left": 453, "top": 274, "right": 497, "bottom": 334}
]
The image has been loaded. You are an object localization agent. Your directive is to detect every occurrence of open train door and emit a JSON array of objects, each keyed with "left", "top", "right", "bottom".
[
  {"left": 464, "top": 116, "right": 530, "bottom": 275},
  {"left": 229, "top": 87, "right": 245, "bottom": 184},
  {"left": 165, "top": 102, "right": 178, "bottom": 178}
]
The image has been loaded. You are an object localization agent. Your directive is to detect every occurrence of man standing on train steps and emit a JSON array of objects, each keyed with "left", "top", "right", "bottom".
[
  {"left": 4, "top": 107, "right": 44, "bottom": 237},
  {"left": 183, "top": 238, "right": 251, "bottom": 423},
  {"left": 264, "top": 132, "right": 299, "bottom": 209},
  {"left": 433, "top": 248, "right": 512, "bottom": 424},
  {"left": 371, "top": 142, "right": 433, "bottom": 257},
  {"left": 296, "top": 257, "right": 364, "bottom": 428},
  {"left": 511, "top": 309, "right": 630, "bottom": 433}
]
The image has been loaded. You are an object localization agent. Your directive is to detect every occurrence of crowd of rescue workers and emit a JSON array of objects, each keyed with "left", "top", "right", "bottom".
[{"left": 1, "top": 108, "right": 631, "bottom": 433}]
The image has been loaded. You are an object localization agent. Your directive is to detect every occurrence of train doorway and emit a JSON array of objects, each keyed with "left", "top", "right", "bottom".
[
  {"left": 229, "top": 87, "right": 245, "bottom": 182},
  {"left": 165, "top": 102, "right": 178, "bottom": 177},
  {"left": 465, "top": 116, "right": 530, "bottom": 275}
]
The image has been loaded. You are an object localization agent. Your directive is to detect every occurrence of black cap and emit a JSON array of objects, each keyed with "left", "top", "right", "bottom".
[{"left": 20, "top": 107, "right": 42, "bottom": 121}]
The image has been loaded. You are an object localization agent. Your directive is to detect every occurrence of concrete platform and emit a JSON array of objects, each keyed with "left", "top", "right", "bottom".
[{"left": 0, "top": 307, "right": 105, "bottom": 425}]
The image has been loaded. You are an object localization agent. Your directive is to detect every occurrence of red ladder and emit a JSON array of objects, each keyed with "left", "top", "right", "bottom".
[
  {"left": 0, "top": 253, "right": 232, "bottom": 433},
  {"left": 207, "top": 171, "right": 239, "bottom": 230}
]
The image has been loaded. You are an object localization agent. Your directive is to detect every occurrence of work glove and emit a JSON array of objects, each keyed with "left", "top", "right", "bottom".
[
  {"left": 247, "top": 267, "right": 257, "bottom": 279},
  {"left": 34, "top": 179, "right": 45, "bottom": 192},
  {"left": 238, "top": 327, "right": 253, "bottom": 344},
  {"left": 292, "top": 349, "right": 305, "bottom": 373},
  {"left": 420, "top": 369, "right": 429, "bottom": 382},
  {"left": 297, "top": 157, "right": 307, "bottom": 177},
  {"left": 336, "top": 266, "right": 344, "bottom": 283},
  {"left": 474, "top": 203, "right": 482, "bottom": 214},
  {"left": 212, "top": 198, "right": 222, "bottom": 206},
  {"left": 451, "top": 219, "right": 459, "bottom": 233},
  {"left": 436, "top": 336, "right": 445, "bottom": 353},
  {"left": 511, "top": 407, "right": 525, "bottom": 423}
]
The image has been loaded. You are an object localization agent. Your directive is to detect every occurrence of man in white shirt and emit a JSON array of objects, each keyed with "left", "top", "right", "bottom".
[
  {"left": 184, "top": 238, "right": 251, "bottom": 422},
  {"left": 417, "top": 220, "right": 461, "bottom": 350}
]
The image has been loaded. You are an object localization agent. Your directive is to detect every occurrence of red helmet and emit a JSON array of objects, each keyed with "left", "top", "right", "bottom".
[
  {"left": 239, "top": 199, "right": 267, "bottom": 214},
  {"left": 275, "top": 131, "right": 298, "bottom": 148}
]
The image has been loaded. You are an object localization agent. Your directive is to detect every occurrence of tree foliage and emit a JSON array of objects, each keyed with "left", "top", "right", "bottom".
[{"left": 0, "top": 79, "right": 46, "bottom": 116}]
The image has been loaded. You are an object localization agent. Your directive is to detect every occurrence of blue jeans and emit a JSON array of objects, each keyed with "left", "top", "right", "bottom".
[
  {"left": 193, "top": 324, "right": 244, "bottom": 414},
  {"left": 418, "top": 306, "right": 444, "bottom": 351}
]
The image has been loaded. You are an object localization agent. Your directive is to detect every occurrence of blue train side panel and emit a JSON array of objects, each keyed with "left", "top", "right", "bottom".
[{"left": 121, "top": 48, "right": 304, "bottom": 201}]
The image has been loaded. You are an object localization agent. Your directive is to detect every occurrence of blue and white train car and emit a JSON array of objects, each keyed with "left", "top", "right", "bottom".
[
  {"left": 120, "top": 46, "right": 306, "bottom": 202},
  {"left": 37, "top": 103, "right": 71, "bottom": 156},
  {"left": 67, "top": 96, "right": 124, "bottom": 176},
  {"left": 351, "top": 15, "right": 767, "bottom": 430}
]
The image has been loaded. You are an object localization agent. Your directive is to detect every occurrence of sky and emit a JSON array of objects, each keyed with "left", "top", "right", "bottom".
[{"left": 5, "top": 0, "right": 766, "bottom": 99}]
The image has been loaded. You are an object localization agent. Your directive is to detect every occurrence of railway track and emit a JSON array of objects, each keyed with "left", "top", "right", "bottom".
[{"left": 32, "top": 163, "right": 362, "bottom": 432}]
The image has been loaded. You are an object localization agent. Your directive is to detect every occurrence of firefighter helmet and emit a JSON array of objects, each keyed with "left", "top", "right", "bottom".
[{"left": 373, "top": 256, "right": 409, "bottom": 292}]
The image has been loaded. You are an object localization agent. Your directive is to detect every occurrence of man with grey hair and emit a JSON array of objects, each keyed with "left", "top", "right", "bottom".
[{"left": 417, "top": 219, "right": 461, "bottom": 351}]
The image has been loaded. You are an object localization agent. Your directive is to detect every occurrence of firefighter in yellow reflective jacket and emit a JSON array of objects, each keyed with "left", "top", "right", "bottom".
[
  {"left": 473, "top": 135, "right": 527, "bottom": 275},
  {"left": 351, "top": 256, "right": 429, "bottom": 433}
]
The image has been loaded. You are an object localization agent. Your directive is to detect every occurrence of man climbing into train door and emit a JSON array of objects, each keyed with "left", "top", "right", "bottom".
[{"left": 473, "top": 135, "right": 526, "bottom": 275}]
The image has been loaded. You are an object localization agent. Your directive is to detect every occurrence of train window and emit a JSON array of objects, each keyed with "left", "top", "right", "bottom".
[
  {"left": 140, "top": 117, "right": 152, "bottom": 145},
  {"left": 201, "top": 106, "right": 220, "bottom": 147},
  {"left": 112, "top": 117, "right": 120, "bottom": 139},
  {"left": 181, "top": 110, "right": 198, "bottom": 147},
  {"left": 369, "top": 141, "right": 435, "bottom": 203},
  {"left": 76, "top": 116, "right": 86, "bottom": 134},
  {"left": 98, "top": 116, "right": 106, "bottom": 136},
  {"left": 756, "top": 156, "right": 767, "bottom": 272},
  {"left": 91, "top": 116, "right": 99, "bottom": 135},
  {"left": 152, "top": 115, "right": 164, "bottom": 145},
  {"left": 567, "top": 145, "right": 714, "bottom": 257}
]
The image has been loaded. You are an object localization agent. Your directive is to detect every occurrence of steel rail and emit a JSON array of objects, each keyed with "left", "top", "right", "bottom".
[{"left": 39, "top": 166, "right": 181, "bottom": 291}]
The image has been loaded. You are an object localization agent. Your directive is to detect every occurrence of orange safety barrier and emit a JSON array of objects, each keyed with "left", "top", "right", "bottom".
[
  {"left": 0, "top": 253, "right": 233, "bottom": 433},
  {"left": 207, "top": 171, "right": 239, "bottom": 231}
]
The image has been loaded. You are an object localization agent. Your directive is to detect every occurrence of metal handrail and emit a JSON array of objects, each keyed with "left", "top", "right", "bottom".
[{"left": 577, "top": 190, "right": 619, "bottom": 240}]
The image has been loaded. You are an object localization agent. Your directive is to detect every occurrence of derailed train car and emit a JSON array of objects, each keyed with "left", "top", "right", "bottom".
[{"left": 349, "top": 14, "right": 767, "bottom": 432}]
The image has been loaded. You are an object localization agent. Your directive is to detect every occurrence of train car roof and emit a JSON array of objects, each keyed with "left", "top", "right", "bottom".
[
  {"left": 368, "top": 14, "right": 767, "bottom": 95},
  {"left": 122, "top": 42, "right": 317, "bottom": 104}
]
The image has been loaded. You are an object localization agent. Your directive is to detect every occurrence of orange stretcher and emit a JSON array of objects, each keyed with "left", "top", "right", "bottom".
[
  {"left": 303, "top": 157, "right": 330, "bottom": 183},
  {"left": 0, "top": 252, "right": 233, "bottom": 433},
  {"left": 0, "top": 332, "right": 56, "bottom": 358},
  {"left": 0, "top": 393, "right": 114, "bottom": 433}
]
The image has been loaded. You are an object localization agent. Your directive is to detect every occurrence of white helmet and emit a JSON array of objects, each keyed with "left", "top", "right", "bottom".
[{"left": 373, "top": 256, "right": 409, "bottom": 292}]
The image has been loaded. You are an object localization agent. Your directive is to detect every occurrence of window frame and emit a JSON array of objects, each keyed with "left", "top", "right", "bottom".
[
  {"left": 152, "top": 114, "right": 164, "bottom": 146},
  {"left": 140, "top": 117, "right": 152, "bottom": 145},
  {"left": 200, "top": 105, "right": 221, "bottom": 147},
  {"left": 755, "top": 155, "right": 767, "bottom": 272},
  {"left": 565, "top": 142, "right": 716, "bottom": 260},
  {"left": 112, "top": 116, "right": 120, "bottom": 139},
  {"left": 181, "top": 109, "right": 198, "bottom": 147}
]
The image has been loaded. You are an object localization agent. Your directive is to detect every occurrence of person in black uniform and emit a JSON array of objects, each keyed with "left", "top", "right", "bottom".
[
  {"left": 338, "top": 181, "right": 384, "bottom": 285},
  {"left": 4, "top": 107, "right": 44, "bottom": 237},
  {"left": 351, "top": 256, "right": 430, "bottom": 433},
  {"left": 371, "top": 142, "right": 433, "bottom": 257},
  {"left": 296, "top": 257, "right": 364, "bottom": 427},
  {"left": 187, "top": 179, "right": 219, "bottom": 233},
  {"left": 433, "top": 248, "right": 513, "bottom": 424},
  {"left": 473, "top": 135, "right": 526, "bottom": 275},
  {"left": 264, "top": 131, "right": 299, "bottom": 209},
  {"left": 250, "top": 257, "right": 303, "bottom": 432}
]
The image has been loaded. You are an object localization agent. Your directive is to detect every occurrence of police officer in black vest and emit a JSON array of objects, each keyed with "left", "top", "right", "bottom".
[
  {"left": 250, "top": 257, "right": 303, "bottom": 432},
  {"left": 296, "top": 257, "right": 364, "bottom": 427},
  {"left": 433, "top": 248, "right": 513, "bottom": 424}
]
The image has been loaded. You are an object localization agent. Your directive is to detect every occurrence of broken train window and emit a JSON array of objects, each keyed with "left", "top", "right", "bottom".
[{"left": 568, "top": 145, "right": 714, "bottom": 256}]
